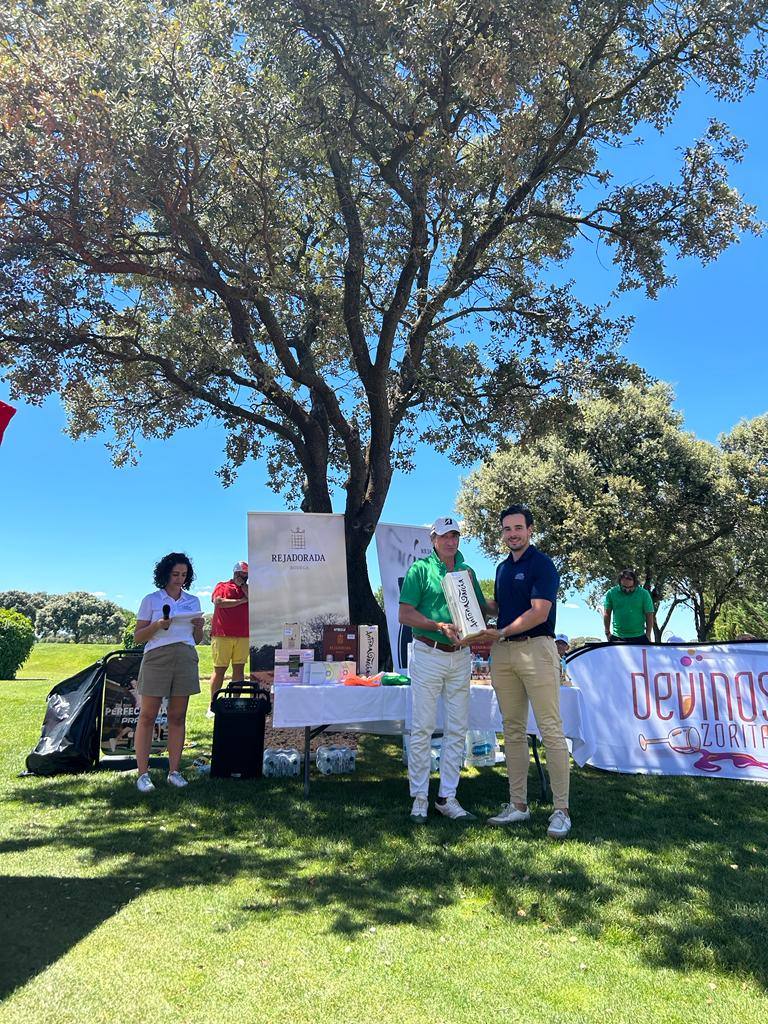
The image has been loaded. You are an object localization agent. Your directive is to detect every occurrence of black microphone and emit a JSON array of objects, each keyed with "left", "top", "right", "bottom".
[{"left": 162, "top": 604, "right": 170, "bottom": 621}]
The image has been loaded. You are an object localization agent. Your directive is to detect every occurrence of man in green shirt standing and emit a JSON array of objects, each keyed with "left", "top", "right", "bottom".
[
  {"left": 399, "top": 516, "right": 489, "bottom": 823},
  {"left": 603, "top": 569, "right": 656, "bottom": 644}
]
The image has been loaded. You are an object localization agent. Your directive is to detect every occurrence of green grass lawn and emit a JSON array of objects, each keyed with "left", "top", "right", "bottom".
[{"left": 2, "top": 644, "right": 767, "bottom": 1023}]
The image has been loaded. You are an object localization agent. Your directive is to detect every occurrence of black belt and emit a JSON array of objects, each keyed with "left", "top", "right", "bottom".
[{"left": 416, "top": 636, "right": 462, "bottom": 653}]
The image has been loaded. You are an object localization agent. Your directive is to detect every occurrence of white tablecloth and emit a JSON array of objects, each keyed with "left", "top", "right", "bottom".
[{"left": 272, "top": 683, "right": 594, "bottom": 766}]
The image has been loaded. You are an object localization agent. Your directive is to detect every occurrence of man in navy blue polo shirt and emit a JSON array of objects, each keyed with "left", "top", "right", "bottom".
[{"left": 482, "top": 504, "right": 572, "bottom": 839}]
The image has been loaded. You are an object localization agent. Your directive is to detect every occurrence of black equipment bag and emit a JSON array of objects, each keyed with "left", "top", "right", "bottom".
[
  {"left": 25, "top": 648, "right": 145, "bottom": 776},
  {"left": 25, "top": 660, "right": 106, "bottom": 776}
]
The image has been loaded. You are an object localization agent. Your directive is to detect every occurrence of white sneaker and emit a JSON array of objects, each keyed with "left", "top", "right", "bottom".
[
  {"left": 205, "top": 708, "right": 215, "bottom": 719},
  {"left": 547, "top": 809, "right": 572, "bottom": 839},
  {"left": 409, "top": 795, "right": 428, "bottom": 823},
  {"left": 435, "top": 797, "right": 475, "bottom": 820},
  {"left": 487, "top": 802, "right": 531, "bottom": 826},
  {"left": 167, "top": 771, "right": 188, "bottom": 788},
  {"left": 136, "top": 772, "right": 155, "bottom": 794}
]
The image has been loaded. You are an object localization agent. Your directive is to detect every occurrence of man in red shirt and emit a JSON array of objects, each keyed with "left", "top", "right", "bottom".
[{"left": 207, "top": 561, "right": 250, "bottom": 716}]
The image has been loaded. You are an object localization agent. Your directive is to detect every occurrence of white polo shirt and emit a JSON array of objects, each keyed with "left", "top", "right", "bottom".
[{"left": 136, "top": 589, "right": 202, "bottom": 652}]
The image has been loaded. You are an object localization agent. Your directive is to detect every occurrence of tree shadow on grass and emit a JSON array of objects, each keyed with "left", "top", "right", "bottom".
[
  {"left": 0, "top": 876, "right": 134, "bottom": 1000},
  {"left": 4, "top": 737, "right": 768, "bottom": 988}
]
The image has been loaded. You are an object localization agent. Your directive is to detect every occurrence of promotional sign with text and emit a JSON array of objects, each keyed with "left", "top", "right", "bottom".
[
  {"left": 375, "top": 522, "right": 433, "bottom": 673},
  {"left": 247, "top": 512, "right": 349, "bottom": 651},
  {"left": 567, "top": 641, "right": 768, "bottom": 780}
]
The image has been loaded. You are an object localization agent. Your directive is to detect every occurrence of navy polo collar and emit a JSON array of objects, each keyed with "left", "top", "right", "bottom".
[{"left": 508, "top": 543, "right": 537, "bottom": 566}]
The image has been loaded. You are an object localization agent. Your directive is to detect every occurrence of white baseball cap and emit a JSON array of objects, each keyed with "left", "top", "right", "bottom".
[
  {"left": 555, "top": 633, "right": 569, "bottom": 645},
  {"left": 431, "top": 516, "right": 460, "bottom": 536},
  {"left": 233, "top": 561, "right": 248, "bottom": 575}
]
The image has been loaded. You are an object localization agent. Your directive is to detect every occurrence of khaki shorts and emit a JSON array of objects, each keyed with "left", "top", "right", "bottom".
[
  {"left": 211, "top": 635, "right": 249, "bottom": 668},
  {"left": 137, "top": 643, "right": 200, "bottom": 698}
]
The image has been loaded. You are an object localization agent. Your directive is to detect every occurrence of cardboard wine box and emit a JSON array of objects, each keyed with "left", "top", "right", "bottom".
[
  {"left": 307, "top": 660, "right": 357, "bottom": 685},
  {"left": 322, "top": 625, "right": 358, "bottom": 662},
  {"left": 441, "top": 570, "right": 486, "bottom": 642},
  {"left": 274, "top": 648, "right": 314, "bottom": 684},
  {"left": 281, "top": 622, "right": 301, "bottom": 650},
  {"left": 357, "top": 624, "right": 379, "bottom": 676}
]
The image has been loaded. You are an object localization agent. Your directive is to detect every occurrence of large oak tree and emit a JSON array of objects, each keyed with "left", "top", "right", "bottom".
[
  {"left": 1, "top": 0, "right": 765, "bottom": 624},
  {"left": 457, "top": 386, "right": 768, "bottom": 640}
]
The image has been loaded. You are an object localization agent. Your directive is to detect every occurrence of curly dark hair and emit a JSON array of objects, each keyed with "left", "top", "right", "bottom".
[{"left": 153, "top": 552, "right": 195, "bottom": 591}]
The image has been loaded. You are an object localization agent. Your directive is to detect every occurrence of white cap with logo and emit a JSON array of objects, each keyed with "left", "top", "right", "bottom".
[
  {"left": 431, "top": 516, "right": 460, "bottom": 536},
  {"left": 555, "top": 633, "right": 569, "bottom": 645}
]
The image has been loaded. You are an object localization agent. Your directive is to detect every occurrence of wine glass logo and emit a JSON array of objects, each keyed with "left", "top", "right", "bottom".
[{"left": 638, "top": 726, "right": 701, "bottom": 754}]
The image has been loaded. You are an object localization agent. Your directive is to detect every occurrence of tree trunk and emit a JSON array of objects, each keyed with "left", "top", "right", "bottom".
[{"left": 344, "top": 514, "right": 391, "bottom": 670}]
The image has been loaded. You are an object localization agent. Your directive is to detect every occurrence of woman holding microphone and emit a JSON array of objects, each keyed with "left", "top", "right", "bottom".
[{"left": 133, "top": 552, "right": 205, "bottom": 793}]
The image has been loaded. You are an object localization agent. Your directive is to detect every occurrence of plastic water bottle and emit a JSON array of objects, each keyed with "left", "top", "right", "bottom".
[
  {"left": 402, "top": 736, "right": 441, "bottom": 772},
  {"left": 465, "top": 730, "right": 497, "bottom": 767},
  {"left": 315, "top": 744, "right": 356, "bottom": 774}
]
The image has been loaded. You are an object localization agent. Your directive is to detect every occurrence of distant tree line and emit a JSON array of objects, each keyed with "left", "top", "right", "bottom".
[{"left": 0, "top": 590, "right": 132, "bottom": 644}]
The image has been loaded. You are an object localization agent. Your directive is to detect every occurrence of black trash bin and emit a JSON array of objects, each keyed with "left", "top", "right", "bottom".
[{"left": 210, "top": 683, "right": 271, "bottom": 779}]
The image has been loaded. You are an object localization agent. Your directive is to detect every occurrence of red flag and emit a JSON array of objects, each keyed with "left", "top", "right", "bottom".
[{"left": 0, "top": 400, "right": 16, "bottom": 446}]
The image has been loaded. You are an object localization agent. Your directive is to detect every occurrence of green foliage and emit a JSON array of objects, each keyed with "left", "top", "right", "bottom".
[
  {"left": 477, "top": 578, "right": 496, "bottom": 603},
  {"left": 0, "top": 607, "right": 35, "bottom": 679},
  {"left": 458, "top": 386, "right": 768, "bottom": 640},
  {"left": 35, "top": 592, "right": 129, "bottom": 643},
  {"left": 569, "top": 636, "right": 603, "bottom": 649},
  {"left": 713, "top": 598, "right": 768, "bottom": 641},
  {"left": 201, "top": 612, "right": 213, "bottom": 646},
  {"left": 0, "top": 590, "right": 48, "bottom": 626},
  {"left": 0, "top": 1, "right": 765, "bottom": 622},
  {"left": 122, "top": 616, "right": 140, "bottom": 650}
]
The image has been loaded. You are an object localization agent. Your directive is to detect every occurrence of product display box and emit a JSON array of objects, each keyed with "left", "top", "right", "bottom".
[
  {"left": 274, "top": 648, "right": 314, "bottom": 684},
  {"left": 281, "top": 622, "right": 301, "bottom": 649},
  {"left": 305, "top": 660, "right": 357, "bottom": 685},
  {"left": 441, "top": 570, "right": 487, "bottom": 642},
  {"left": 357, "top": 624, "right": 379, "bottom": 676},
  {"left": 322, "top": 625, "right": 358, "bottom": 662}
]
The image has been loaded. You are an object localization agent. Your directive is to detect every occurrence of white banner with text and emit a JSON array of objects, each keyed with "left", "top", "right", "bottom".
[
  {"left": 375, "top": 522, "right": 432, "bottom": 673},
  {"left": 247, "top": 512, "right": 349, "bottom": 651},
  {"left": 566, "top": 640, "right": 768, "bottom": 780}
]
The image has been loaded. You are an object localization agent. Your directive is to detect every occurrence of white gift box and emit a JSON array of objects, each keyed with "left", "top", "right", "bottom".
[
  {"left": 357, "top": 624, "right": 379, "bottom": 676},
  {"left": 441, "top": 570, "right": 486, "bottom": 641},
  {"left": 306, "top": 660, "right": 356, "bottom": 685}
]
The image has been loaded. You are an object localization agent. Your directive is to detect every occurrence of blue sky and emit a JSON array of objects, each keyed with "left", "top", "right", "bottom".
[{"left": 1, "top": 80, "right": 766, "bottom": 643}]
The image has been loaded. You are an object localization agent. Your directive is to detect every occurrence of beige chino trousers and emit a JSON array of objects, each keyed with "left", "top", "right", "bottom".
[{"left": 490, "top": 635, "right": 570, "bottom": 809}]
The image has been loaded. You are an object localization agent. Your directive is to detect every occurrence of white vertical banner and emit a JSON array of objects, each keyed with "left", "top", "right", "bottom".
[
  {"left": 375, "top": 522, "right": 432, "bottom": 672},
  {"left": 247, "top": 512, "right": 349, "bottom": 651}
]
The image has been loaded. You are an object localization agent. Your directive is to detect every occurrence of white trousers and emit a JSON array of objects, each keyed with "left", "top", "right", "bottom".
[{"left": 408, "top": 641, "right": 471, "bottom": 798}]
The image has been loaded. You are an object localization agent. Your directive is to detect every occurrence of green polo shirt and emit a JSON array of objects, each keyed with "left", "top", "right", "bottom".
[
  {"left": 399, "top": 548, "right": 487, "bottom": 644},
  {"left": 604, "top": 585, "right": 654, "bottom": 638}
]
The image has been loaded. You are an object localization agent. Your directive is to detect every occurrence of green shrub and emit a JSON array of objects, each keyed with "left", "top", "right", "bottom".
[
  {"left": 0, "top": 608, "right": 35, "bottom": 679},
  {"left": 122, "top": 616, "right": 143, "bottom": 650}
]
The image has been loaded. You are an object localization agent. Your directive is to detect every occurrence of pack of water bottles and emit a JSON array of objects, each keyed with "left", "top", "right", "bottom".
[
  {"left": 262, "top": 747, "right": 302, "bottom": 777},
  {"left": 464, "top": 730, "right": 498, "bottom": 767},
  {"left": 315, "top": 744, "right": 356, "bottom": 775},
  {"left": 402, "top": 736, "right": 442, "bottom": 773}
]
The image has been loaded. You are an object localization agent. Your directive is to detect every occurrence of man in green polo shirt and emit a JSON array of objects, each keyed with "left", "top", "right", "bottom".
[
  {"left": 603, "top": 569, "right": 656, "bottom": 643},
  {"left": 399, "top": 516, "right": 489, "bottom": 823}
]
